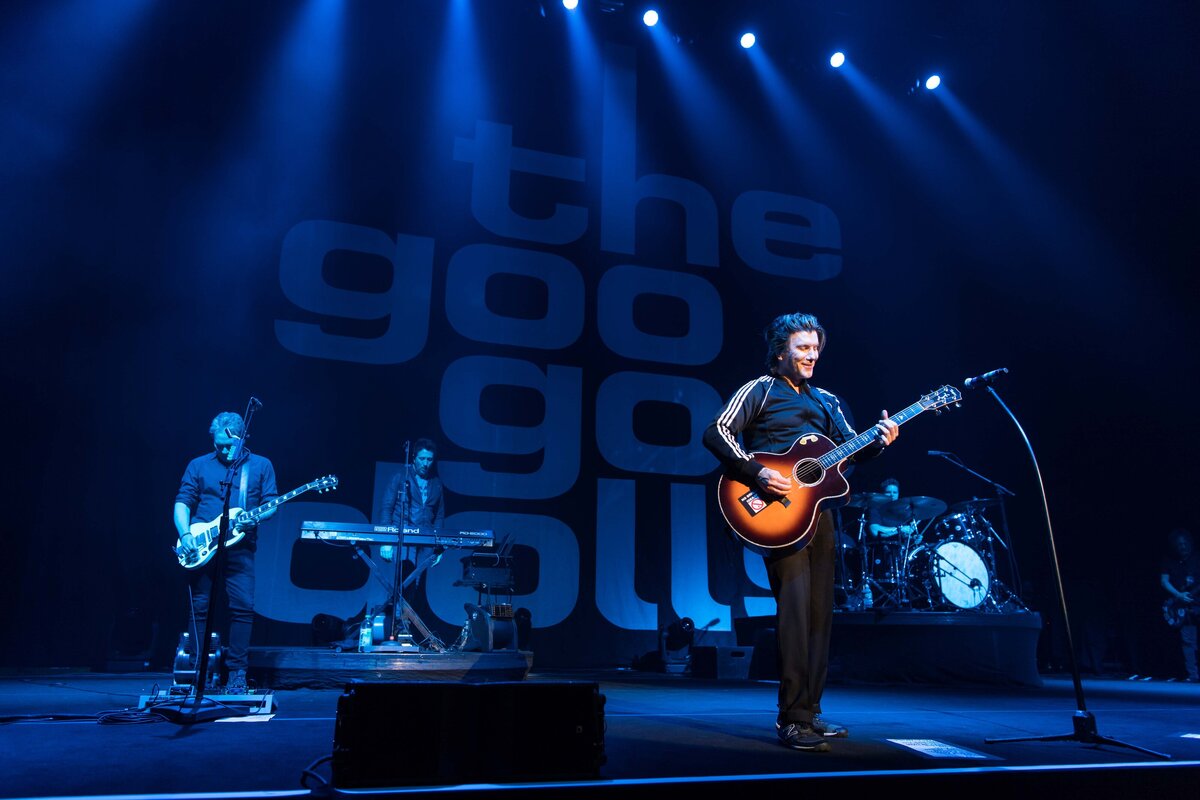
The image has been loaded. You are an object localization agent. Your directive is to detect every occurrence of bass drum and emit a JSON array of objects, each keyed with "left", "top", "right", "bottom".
[{"left": 905, "top": 540, "right": 991, "bottom": 610}]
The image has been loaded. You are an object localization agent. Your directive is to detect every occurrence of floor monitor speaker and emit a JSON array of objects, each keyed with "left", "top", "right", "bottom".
[{"left": 331, "top": 680, "right": 606, "bottom": 787}]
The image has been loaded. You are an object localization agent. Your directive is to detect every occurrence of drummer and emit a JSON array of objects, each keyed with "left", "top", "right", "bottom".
[{"left": 866, "top": 478, "right": 918, "bottom": 543}]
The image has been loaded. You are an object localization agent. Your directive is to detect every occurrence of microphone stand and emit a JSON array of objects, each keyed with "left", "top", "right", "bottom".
[
  {"left": 163, "top": 398, "right": 260, "bottom": 724},
  {"left": 385, "top": 441, "right": 417, "bottom": 648},
  {"left": 978, "top": 386, "right": 1168, "bottom": 759}
]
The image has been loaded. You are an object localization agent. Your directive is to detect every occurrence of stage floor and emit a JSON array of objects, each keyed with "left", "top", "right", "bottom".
[{"left": 2, "top": 668, "right": 1199, "bottom": 799}]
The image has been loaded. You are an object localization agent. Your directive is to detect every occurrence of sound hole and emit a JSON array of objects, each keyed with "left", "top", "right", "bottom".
[{"left": 794, "top": 459, "right": 824, "bottom": 486}]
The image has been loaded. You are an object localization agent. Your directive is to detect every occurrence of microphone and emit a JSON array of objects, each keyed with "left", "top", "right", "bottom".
[
  {"left": 224, "top": 428, "right": 247, "bottom": 462},
  {"left": 964, "top": 367, "right": 1008, "bottom": 390},
  {"left": 249, "top": 397, "right": 263, "bottom": 408},
  {"left": 928, "top": 450, "right": 952, "bottom": 456}
]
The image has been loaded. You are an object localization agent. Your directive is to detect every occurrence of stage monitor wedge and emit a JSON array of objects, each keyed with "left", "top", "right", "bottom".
[{"left": 331, "top": 680, "right": 607, "bottom": 787}]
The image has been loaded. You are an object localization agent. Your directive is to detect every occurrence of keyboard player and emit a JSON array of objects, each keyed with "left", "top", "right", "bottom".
[{"left": 378, "top": 438, "right": 445, "bottom": 580}]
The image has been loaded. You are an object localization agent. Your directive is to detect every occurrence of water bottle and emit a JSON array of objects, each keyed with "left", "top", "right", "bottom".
[
  {"left": 358, "top": 617, "right": 373, "bottom": 651},
  {"left": 863, "top": 583, "right": 874, "bottom": 609}
]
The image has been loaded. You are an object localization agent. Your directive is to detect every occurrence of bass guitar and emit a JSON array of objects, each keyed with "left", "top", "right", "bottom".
[
  {"left": 716, "top": 385, "right": 960, "bottom": 554},
  {"left": 175, "top": 474, "right": 339, "bottom": 569},
  {"left": 1163, "top": 595, "right": 1199, "bottom": 628}
]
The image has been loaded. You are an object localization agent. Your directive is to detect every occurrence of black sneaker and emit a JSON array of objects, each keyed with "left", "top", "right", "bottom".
[
  {"left": 777, "top": 722, "right": 832, "bottom": 752},
  {"left": 225, "top": 669, "right": 248, "bottom": 693},
  {"left": 813, "top": 715, "right": 849, "bottom": 738}
]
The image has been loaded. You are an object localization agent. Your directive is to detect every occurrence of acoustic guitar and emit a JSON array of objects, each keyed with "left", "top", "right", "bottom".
[{"left": 716, "top": 385, "right": 960, "bottom": 554}]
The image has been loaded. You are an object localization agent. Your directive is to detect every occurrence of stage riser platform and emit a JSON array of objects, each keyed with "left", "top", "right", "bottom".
[
  {"left": 249, "top": 647, "right": 533, "bottom": 689},
  {"left": 738, "top": 611, "right": 1043, "bottom": 687}
]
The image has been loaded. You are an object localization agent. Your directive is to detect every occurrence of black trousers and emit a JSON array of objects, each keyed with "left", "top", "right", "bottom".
[
  {"left": 188, "top": 546, "right": 255, "bottom": 672},
  {"left": 764, "top": 511, "right": 836, "bottom": 726}
]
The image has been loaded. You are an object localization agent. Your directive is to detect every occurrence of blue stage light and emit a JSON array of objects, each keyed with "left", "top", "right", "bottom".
[
  {"left": 830, "top": 51, "right": 845, "bottom": 68},
  {"left": 925, "top": 74, "right": 941, "bottom": 90},
  {"left": 643, "top": 9, "right": 658, "bottom": 27},
  {"left": 740, "top": 33, "right": 756, "bottom": 49},
  {"left": 563, "top": 0, "right": 579, "bottom": 9}
]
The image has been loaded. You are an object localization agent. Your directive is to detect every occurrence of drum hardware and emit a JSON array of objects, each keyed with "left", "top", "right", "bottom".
[
  {"left": 878, "top": 496, "right": 948, "bottom": 525},
  {"left": 932, "top": 512, "right": 989, "bottom": 549},
  {"left": 946, "top": 497, "right": 1001, "bottom": 516},
  {"left": 863, "top": 540, "right": 908, "bottom": 608},
  {"left": 974, "top": 512, "right": 1009, "bottom": 553},
  {"left": 980, "top": 577, "right": 1029, "bottom": 613},
  {"left": 840, "top": 503, "right": 910, "bottom": 609},
  {"left": 845, "top": 492, "right": 891, "bottom": 510},
  {"left": 866, "top": 495, "right": 947, "bottom": 609}
]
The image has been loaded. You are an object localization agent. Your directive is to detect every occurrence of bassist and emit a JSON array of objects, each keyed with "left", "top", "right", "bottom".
[
  {"left": 702, "top": 312, "right": 900, "bottom": 752},
  {"left": 1160, "top": 528, "right": 1199, "bottom": 682},
  {"left": 174, "top": 411, "right": 278, "bottom": 692}
]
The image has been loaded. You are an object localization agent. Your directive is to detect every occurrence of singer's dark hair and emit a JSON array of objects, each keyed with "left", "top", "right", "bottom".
[
  {"left": 765, "top": 313, "right": 826, "bottom": 374},
  {"left": 880, "top": 477, "right": 900, "bottom": 492},
  {"left": 209, "top": 412, "right": 244, "bottom": 438},
  {"left": 413, "top": 438, "right": 438, "bottom": 458}
]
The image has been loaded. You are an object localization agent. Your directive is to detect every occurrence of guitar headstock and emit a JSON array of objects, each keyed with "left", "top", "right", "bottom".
[
  {"left": 921, "top": 385, "right": 962, "bottom": 414},
  {"left": 316, "top": 475, "right": 339, "bottom": 493}
]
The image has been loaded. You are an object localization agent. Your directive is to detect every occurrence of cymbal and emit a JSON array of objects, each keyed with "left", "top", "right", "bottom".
[
  {"left": 947, "top": 498, "right": 1001, "bottom": 515},
  {"left": 846, "top": 492, "right": 890, "bottom": 509},
  {"left": 879, "top": 496, "right": 948, "bottom": 521}
]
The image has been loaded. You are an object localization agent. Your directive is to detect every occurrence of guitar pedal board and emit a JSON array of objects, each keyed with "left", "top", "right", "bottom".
[{"left": 138, "top": 685, "right": 276, "bottom": 719}]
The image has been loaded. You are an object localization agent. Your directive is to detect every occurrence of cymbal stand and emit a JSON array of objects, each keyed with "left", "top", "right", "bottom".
[
  {"left": 865, "top": 538, "right": 904, "bottom": 608},
  {"left": 852, "top": 508, "right": 897, "bottom": 609},
  {"left": 899, "top": 514, "right": 928, "bottom": 608},
  {"left": 850, "top": 508, "right": 871, "bottom": 610},
  {"left": 974, "top": 511, "right": 1027, "bottom": 612},
  {"left": 929, "top": 451, "right": 1023, "bottom": 601}
]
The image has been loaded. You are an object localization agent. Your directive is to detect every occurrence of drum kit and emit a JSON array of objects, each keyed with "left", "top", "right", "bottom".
[{"left": 835, "top": 493, "right": 1018, "bottom": 612}]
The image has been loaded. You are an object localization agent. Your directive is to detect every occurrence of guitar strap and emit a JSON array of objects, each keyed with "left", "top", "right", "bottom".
[
  {"left": 238, "top": 464, "right": 249, "bottom": 510},
  {"left": 811, "top": 385, "right": 852, "bottom": 445}
]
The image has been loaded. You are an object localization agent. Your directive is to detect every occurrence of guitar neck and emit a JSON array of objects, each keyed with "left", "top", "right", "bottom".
[
  {"left": 243, "top": 482, "right": 315, "bottom": 521},
  {"left": 817, "top": 399, "right": 928, "bottom": 469}
]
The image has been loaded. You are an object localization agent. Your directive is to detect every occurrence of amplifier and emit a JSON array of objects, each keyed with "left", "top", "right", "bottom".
[{"left": 459, "top": 553, "right": 514, "bottom": 590}]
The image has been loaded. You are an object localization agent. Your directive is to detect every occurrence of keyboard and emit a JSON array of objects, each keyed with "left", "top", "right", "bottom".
[{"left": 299, "top": 520, "right": 494, "bottom": 548}]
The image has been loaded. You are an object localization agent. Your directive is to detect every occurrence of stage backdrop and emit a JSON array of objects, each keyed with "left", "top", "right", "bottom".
[{"left": 2, "top": 1, "right": 1196, "bottom": 674}]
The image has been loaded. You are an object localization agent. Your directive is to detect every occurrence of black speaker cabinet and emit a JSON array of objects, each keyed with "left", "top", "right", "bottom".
[{"left": 331, "top": 681, "right": 607, "bottom": 787}]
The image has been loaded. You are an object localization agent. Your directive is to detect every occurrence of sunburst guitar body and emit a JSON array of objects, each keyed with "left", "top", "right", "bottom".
[{"left": 716, "top": 385, "right": 961, "bottom": 554}]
